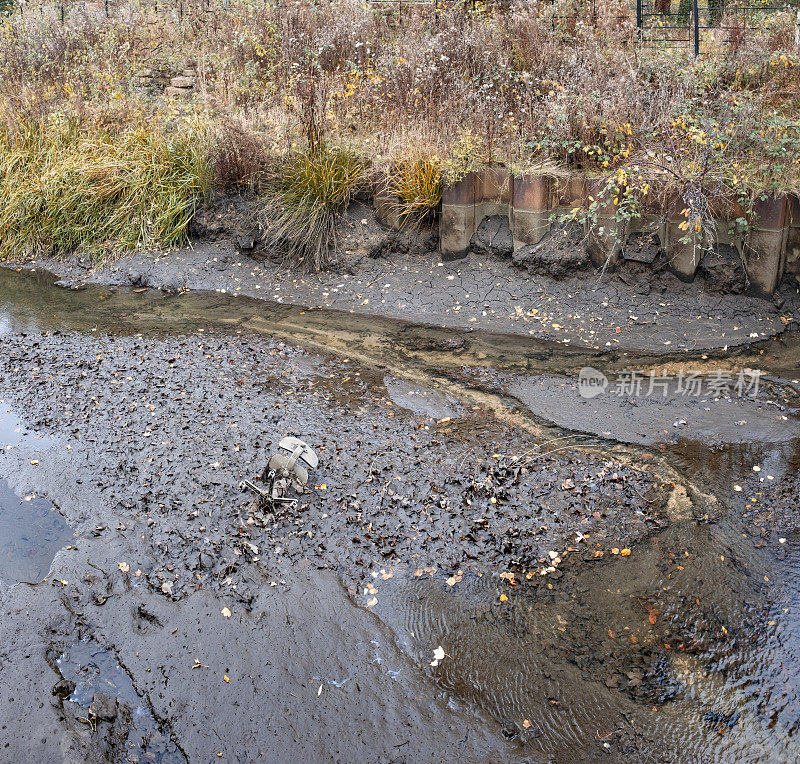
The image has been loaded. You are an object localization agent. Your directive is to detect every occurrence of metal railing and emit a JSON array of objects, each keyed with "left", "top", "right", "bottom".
[{"left": 637, "top": 0, "right": 800, "bottom": 54}]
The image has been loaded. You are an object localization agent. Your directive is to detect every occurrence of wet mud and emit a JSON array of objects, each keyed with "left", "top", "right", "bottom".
[
  {"left": 6, "top": 232, "right": 798, "bottom": 352},
  {"left": 0, "top": 268, "right": 799, "bottom": 762},
  {"left": 55, "top": 637, "right": 184, "bottom": 763}
]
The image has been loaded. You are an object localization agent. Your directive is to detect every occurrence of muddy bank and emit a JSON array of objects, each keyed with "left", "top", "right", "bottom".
[
  {"left": 5, "top": 224, "right": 798, "bottom": 352},
  {"left": 0, "top": 326, "right": 684, "bottom": 762},
  {"left": 2, "top": 270, "right": 800, "bottom": 761}
]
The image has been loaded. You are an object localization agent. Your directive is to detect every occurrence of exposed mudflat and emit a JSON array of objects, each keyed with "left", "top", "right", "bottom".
[
  {"left": 0, "top": 330, "right": 675, "bottom": 599},
  {"left": 509, "top": 373, "right": 799, "bottom": 447},
  {"left": 8, "top": 232, "right": 798, "bottom": 352},
  {"left": 1, "top": 268, "right": 799, "bottom": 762}
]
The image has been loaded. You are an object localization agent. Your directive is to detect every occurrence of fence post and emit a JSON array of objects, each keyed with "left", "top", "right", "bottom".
[
  {"left": 692, "top": 0, "right": 699, "bottom": 56},
  {"left": 795, "top": 9, "right": 799, "bottom": 52}
]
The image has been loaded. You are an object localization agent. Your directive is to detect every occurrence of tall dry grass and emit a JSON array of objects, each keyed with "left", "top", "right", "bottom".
[
  {"left": 0, "top": 114, "right": 211, "bottom": 260},
  {"left": 0, "top": 0, "right": 797, "bottom": 261}
]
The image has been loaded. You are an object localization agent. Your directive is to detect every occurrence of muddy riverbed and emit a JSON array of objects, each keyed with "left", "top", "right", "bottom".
[
  {"left": 0, "top": 267, "right": 799, "bottom": 762},
  {"left": 9, "top": 231, "right": 799, "bottom": 351}
]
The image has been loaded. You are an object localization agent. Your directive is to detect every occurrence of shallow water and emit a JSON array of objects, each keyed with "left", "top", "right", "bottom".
[
  {"left": 56, "top": 638, "right": 184, "bottom": 762},
  {"left": 2, "top": 266, "right": 800, "bottom": 760},
  {"left": 0, "top": 479, "right": 73, "bottom": 585},
  {"left": 366, "top": 508, "right": 800, "bottom": 761},
  {"left": 0, "top": 402, "right": 72, "bottom": 585}
]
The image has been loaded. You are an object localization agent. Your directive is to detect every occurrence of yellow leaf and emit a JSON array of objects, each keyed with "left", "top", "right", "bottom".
[{"left": 221, "top": 607, "right": 232, "bottom": 618}]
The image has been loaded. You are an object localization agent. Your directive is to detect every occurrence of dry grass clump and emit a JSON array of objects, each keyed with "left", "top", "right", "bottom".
[
  {"left": 260, "top": 144, "right": 366, "bottom": 271},
  {"left": 386, "top": 149, "right": 443, "bottom": 228},
  {"left": 210, "top": 118, "right": 270, "bottom": 193},
  {"left": 0, "top": 115, "right": 210, "bottom": 260}
]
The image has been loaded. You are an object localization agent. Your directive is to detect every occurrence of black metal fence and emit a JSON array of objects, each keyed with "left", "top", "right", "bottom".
[
  {"left": 637, "top": 0, "right": 800, "bottom": 54},
  {"left": 11, "top": 0, "right": 800, "bottom": 51}
]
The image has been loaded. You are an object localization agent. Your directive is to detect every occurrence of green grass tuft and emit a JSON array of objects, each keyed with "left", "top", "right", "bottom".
[
  {"left": 386, "top": 149, "right": 442, "bottom": 228},
  {"left": 0, "top": 116, "right": 211, "bottom": 262}
]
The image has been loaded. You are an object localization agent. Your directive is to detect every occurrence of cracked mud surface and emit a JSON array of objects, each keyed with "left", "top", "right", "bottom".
[{"left": 8, "top": 234, "right": 798, "bottom": 352}]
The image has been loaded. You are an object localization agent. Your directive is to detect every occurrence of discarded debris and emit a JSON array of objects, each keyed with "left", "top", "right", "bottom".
[{"left": 241, "top": 435, "right": 318, "bottom": 513}]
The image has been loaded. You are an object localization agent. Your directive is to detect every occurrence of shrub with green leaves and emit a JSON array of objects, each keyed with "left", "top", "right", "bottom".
[
  {"left": 261, "top": 145, "right": 366, "bottom": 271},
  {"left": 0, "top": 116, "right": 211, "bottom": 261}
]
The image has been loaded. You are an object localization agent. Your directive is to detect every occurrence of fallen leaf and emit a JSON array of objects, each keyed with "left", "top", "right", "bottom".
[
  {"left": 118, "top": 562, "right": 130, "bottom": 573},
  {"left": 430, "top": 645, "right": 446, "bottom": 667},
  {"left": 221, "top": 607, "right": 232, "bottom": 618},
  {"left": 649, "top": 611, "right": 658, "bottom": 625},
  {"left": 224, "top": 675, "right": 230, "bottom": 683},
  {"left": 366, "top": 597, "right": 377, "bottom": 608},
  {"left": 621, "top": 548, "right": 631, "bottom": 557},
  {"left": 522, "top": 719, "right": 532, "bottom": 729}
]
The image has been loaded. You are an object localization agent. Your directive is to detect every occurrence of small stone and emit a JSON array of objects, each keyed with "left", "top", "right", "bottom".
[
  {"left": 90, "top": 693, "right": 117, "bottom": 722},
  {"left": 170, "top": 75, "right": 196, "bottom": 89}
]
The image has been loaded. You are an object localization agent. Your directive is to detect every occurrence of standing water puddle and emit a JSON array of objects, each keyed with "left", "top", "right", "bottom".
[
  {"left": 0, "top": 479, "right": 72, "bottom": 585},
  {"left": 56, "top": 638, "right": 184, "bottom": 763},
  {"left": 0, "top": 402, "right": 73, "bottom": 585}
]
